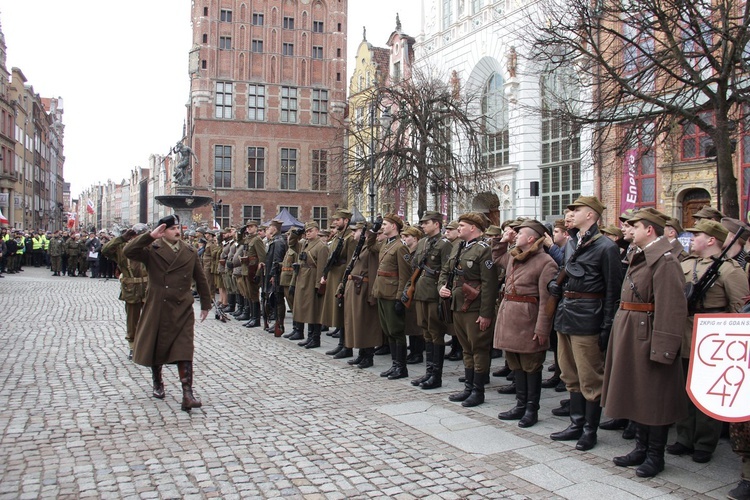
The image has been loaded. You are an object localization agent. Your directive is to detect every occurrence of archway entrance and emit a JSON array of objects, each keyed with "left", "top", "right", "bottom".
[{"left": 681, "top": 188, "right": 712, "bottom": 228}]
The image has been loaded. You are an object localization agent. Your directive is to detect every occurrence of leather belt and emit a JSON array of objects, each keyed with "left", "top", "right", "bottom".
[
  {"left": 348, "top": 275, "right": 369, "bottom": 282},
  {"left": 282, "top": 267, "right": 294, "bottom": 272},
  {"left": 620, "top": 301, "right": 654, "bottom": 312},
  {"left": 121, "top": 277, "right": 148, "bottom": 284},
  {"left": 377, "top": 271, "right": 398, "bottom": 277},
  {"left": 564, "top": 292, "right": 605, "bottom": 299},
  {"left": 503, "top": 294, "right": 538, "bottom": 304}
]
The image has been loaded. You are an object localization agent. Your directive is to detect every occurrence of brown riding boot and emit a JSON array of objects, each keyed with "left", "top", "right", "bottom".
[
  {"left": 177, "top": 361, "right": 202, "bottom": 411},
  {"left": 152, "top": 365, "right": 165, "bottom": 399}
]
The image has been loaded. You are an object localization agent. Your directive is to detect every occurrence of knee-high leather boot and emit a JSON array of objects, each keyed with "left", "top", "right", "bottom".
[
  {"left": 407, "top": 336, "right": 424, "bottom": 364},
  {"left": 421, "top": 343, "right": 444, "bottom": 390},
  {"left": 388, "top": 343, "right": 409, "bottom": 379},
  {"left": 245, "top": 302, "right": 261, "bottom": 327},
  {"left": 462, "top": 373, "right": 486, "bottom": 407},
  {"left": 380, "top": 342, "right": 399, "bottom": 377},
  {"left": 411, "top": 341, "right": 434, "bottom": 386},
  {"left": 152, "top": 365, "right": 165, "bottom": 399},
  {"left": 287, "top": 321, "right": 304, "bottom": 340},
  {"left": 449, "top": 368, "right": 474, "bottom": 402},
  {"left": 224, "top": 293, "right": 236, "bottom": 313},
  {"left": 357, "top": 347, "right": 375, "bottom": 368},
  {"left": 636, "top": 425, "right": 669, "bottom": 477},
  {"left": 177, "top": 361, "right": 202, "bottom": 411},
  {"left": 304, "top": 324, "right": 321, "bottom": 349},
  {"left": 576, "top": 398, "right": 602, "bottom": 451},
  {"left": 236, "top": 296, "right": 251, "bottom": 320},
  {"left": 519, "top": 371, "right": 542, "bottom": 428},
  {"left": 551, "top": 391, "right": 586, "bottom": 441},
  {"left": 298, "top": 324, "right": 314, "bottom": 346},
  {"left": 614, "top": 422, "right": 648, "bottom": 467},
  {"left": 499, "top": 370, "right": 527, "bottom": 420}
]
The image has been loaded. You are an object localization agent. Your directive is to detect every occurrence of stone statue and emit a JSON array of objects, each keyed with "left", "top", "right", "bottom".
[
  {"left": 508, "top": 46, "right": 517, "bottom": 78},
  {"left": 172, "top": 141, "right": 197, "bottom": 186}
]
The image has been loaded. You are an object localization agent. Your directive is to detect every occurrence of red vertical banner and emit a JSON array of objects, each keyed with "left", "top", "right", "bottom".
[{"left": 621, "top": 149, "right": 638, "bottom": 214}]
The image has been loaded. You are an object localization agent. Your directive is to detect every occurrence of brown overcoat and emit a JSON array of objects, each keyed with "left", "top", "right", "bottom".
[
  {"left": 601, "top": 237, "right": 688, "bottom": 425},
  {"left": 320, "top": 228, "right": 356, "bottom": 327},
  {"left": 343, "top": 244, "right": 384, "bottom": 348},
  {"left": 292, "top": 237, "right": 329, "bottom": 324},
  {"left": 124, "top": 233, "right": 211, "bottom": 367},
  {"left": 493, "top": 240, "right": 557, "bottom": 353}
]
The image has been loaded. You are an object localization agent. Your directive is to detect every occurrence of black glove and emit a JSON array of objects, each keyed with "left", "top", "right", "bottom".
[
  {"left": 598, "top": 329, "right": 611, "bottom": 351},
  {"left": 289, "top": 285, "right": 295, "bottom": 297},
  {"left": 400, "top": 291, "right": 409, "bottom": 304},
  {"left": 371, "top": 218, "right": 383, "bottom": 233},
  {"left": 547, "top": 279, "right": 562, "bottom": 297},
  {"left": 394, "top": 301, "right": 405, "bottom": 316},
  {"left": 226, "top": 261, "right": 234, "bottom": 270}
]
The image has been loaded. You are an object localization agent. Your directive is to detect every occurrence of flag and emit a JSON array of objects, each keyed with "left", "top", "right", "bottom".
[
  {"left": 0, "top": 208, "right": 7, "bottom": 225},
  {"left": 86, "top": 199, "right": 95, "bottom": 214},
  {"left": 67, "top": 212, "right": 76, "bottom": 229},
  {"left": 213, "top": 219, "right": 221, "bottom": 230}
]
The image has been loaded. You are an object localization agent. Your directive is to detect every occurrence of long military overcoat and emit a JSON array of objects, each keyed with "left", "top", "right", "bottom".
[
  {"left": 344, "top": 243, "right": 384, "bottom": 348},
  {"left": 292, "top": 237, "right": 329, "bottom": 324},
  {"left": 601, "top": 237, "right": 688, "bottom": 426},
  {"left": 320, "top": 228, "right": 356, "bottom": 327},
  {"left": 493, "top": 241, "right": 557, "bottom": 353},
  {"left": 124, "top": 233, "right": 211, "bottom": 366}
]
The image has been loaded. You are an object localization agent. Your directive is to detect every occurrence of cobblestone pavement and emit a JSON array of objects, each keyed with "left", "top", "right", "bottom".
[{"left": 0, "top": 267, "right": 740, "bottom": 499}]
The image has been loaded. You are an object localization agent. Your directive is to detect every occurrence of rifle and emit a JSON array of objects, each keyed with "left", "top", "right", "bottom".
[
  {"left": 439, "top": 241, "right": 466, "bottom": 324},
  {"left": 320, "top": 232, "right": 346, "bottom": 297},
  {"left": 272, "top": 262, "right": 284, "bottom": 337},
  {"left": 337, "top": 224, "right": 368, "bottom": 307},
  {"left": 685, "top": 227, "right": 746, "bottom": 315},
  {"left": 404, "top": 236, "right": 439, "bottom": 309}
]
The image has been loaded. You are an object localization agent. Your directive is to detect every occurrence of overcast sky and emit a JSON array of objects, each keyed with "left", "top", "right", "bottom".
[{"left": 0, "top": 1, "right": 421, "bottom": 198}]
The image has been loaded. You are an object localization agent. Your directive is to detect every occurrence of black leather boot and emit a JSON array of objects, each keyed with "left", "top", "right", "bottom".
[
  {"left": 493, "top": 361, "right": 512, "bottom": 378},
  {"left": 287, "top": 322, "right": 304, "bottom": 340},
  {"left": 519, "top": 371, "right": 542, "bottom": 428},
  {"left": 499, "top": 370, "right": 527, "bottom": 420},
  {"left": 224, "top": 293, "right": 236, "bottom": 313},
  {"left": 152, "top": 365, "right": 165, "bottom": 399},
  {"left": 411, "top": 341, "right": 434, "bottom": 386},
  {"left": 305, "top": 324, "right": 321, "bottom": 349},
  {"left": 421, "top": 343, "right": 444, "bottom": 390},
  {"left": 462, "top": 377, "right": 485, "bottom": 407},
  {"left": 406, "top": 336, "right": 424, "bottom": 364},
  {"left": 600, "top": 418, "right": 629, "bottom": 431},
  {"left": 449, "top": 368, "right": 474, "bottom": 402},
  {"left": 636, "top": 425, "right": 669, "bottom": 477},
  {"left": 298, "top": 324, "right": 314, "bottom": 346},
  {"left": 374, "top": 344, "right": 391, "bottom": 355},
  {"left": 348, "top": 349, "right": 365, "bottom": 365},
  {"left": 576, "top": 398, "right": 602, "bottom": 451},
  {"left": 231, "top": 296, "right": 245, "bottom": 317},
  {"left": 388, "top": 343, "right": 409, "bottom": 379},
  {"left": 283, "top": 321, "right": 298, "bottom": 338},
  {"left": 614, "top": 422, "right": 648, "bottom": 467},
  {"left": 446, "top": 336, "right": 463, "bottom": 361},
  {"left": 552, "top": 398, "right": 570, "bottom": 416},
  {"left": 245, "top": 302, "right": 261, "bottom": 327},
  {"left": 550, "top": 392, "right": 586, "bottom": 441},
  {"left": 236, "top": 297, "right": 251, "bottom": 320},
  {"left": 326, "top": 327, "right": 340, "bottom": 337},
  {"left": 334, "top": 347, "right": 353, "bottom": 359},
  {"left": 496, "top": 381, "right": 517, "bottom": 394},
  {"left": 622, "top": 420, "right": 637, "bottom": 439},
  {"left": 177, "top": 361, "right": 202, "bottom": 411},
  {"left": 327, "top": 328, "right": 345, "bottom": 355},
  {"left": 357, "top": 348, "right": 374, "bottom": 368},
  {"left": 380, "top": 342, "right": 398, "bottom": 377}
]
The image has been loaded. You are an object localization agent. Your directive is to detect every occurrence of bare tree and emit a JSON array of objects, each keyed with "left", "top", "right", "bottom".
[
  {"left": 528, "top": 0, "right": 750, "bottom": 217},
  {"left": 344, "top": 67, "right": 492, "bottom": 218}
]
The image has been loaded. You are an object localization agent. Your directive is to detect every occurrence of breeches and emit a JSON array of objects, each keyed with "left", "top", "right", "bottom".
[{"left": 557, "top": 333, "right": 604, "bottom": 402}]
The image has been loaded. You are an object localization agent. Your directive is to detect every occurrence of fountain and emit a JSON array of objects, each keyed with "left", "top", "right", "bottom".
[{"left": 155, "top": 141, "right": 213, "bottom": 227}]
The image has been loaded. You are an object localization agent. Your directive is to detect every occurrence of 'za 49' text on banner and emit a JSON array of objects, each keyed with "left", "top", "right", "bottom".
[{"left": 688, "top": 314, "right": 750, "bottom": 422}]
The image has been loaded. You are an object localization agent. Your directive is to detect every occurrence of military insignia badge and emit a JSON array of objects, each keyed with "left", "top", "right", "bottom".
[
  {"left": 404, "top": 253, "right": 411, "bottom": 262},
  {"left": 485, "top": 260, "right": 493, "bottom": 269},
  {"left": 467, "top": 261, "right": 473, "bottom": 268}
]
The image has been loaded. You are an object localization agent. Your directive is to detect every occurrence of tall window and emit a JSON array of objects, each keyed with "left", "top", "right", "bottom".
[
  {"left": 312, "top": 46, "right": 323, "bottom": 59},
  {"left": 248, "top": 84, "right": 265, "bottom": 120},
  {"left": 243, "top": 205, "right": 262, "bottom": 222},
  {"left": 219, "top": 36, "right": 232, "bottom": 50},
  {"left": 215, "top": 204, "right": 230, "bottom": 229},
  {"left": 392, "top": 62, "right": 402, "bottom": 82},
  {"left": 215, "top": 81, "right": 233, "bottom": 119},
  {"left": 220, "top": 9, "right": 232, "bottom": 22},
  {"left": 252, "top": 13, "right": 264, "bottom": 25},
  {"left": 313, "top": 21, "right": 324, "bottom": 33},
  {"left": 281, "top": 87, "right": 298, "bottom": 123},
  {"left": 283, "top": 17, "right": 295, "bottom": 29},
  {"left": 282, "top": 43, "right": 294, "bottom": 56},
  {"left": 472, "top": 0, "right": 481, "bottom": 14},
  {"left": 482, "top": 72, "right": 509, "bottom": 169},
  {"left": 540, "top": 69, "right": 581, "bottom": 217},
  {"left": 312, "top": 90, "right": 328, "bottom": 125},
  {"left": 312, "top": 150, "right": 328, "bottom": 191},
  {"left": 280, "top": 148, "right": 297, "bottom": 190},
  {"left": 252, "top": 40, "right": 263, "bottom": 53},
  {"left": 247, "top": 147, "right": 265, "bottom": 189},
  {"left": 280, "top": 206, "right": 299, "bottom": 219},
  {"left": 442, "top": 0, "right": 453, "bottom": 29},
  {"left": 623, "top": 17, "right": 655, "bottom": 91},
  {"left": 214, "top": 145, "right": 232, "bottom": 188},
  {"left": 313, "top": 207, "right": 328, "bottom": 229},
  {"left": 681, "top": 111, "right": 714, "bottom": 160}
]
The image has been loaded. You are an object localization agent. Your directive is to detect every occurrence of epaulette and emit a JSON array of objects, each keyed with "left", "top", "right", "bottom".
[
  {"left": 478, "top": 241, "right": 490, "bottom": 248},
  {"left": 441, "top": 238, "right": 450, "bottom": 243}
]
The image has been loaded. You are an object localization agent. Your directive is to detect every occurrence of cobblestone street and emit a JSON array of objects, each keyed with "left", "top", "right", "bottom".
[{"left": 0, "top": 267, "right": 740, "bottom": 499}]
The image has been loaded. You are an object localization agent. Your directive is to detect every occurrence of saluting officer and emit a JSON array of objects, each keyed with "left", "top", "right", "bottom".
[
  {"left": 370, "top": 213, "right": 413, "bottom": 380},
  {"left": 439, "top": 212, "right": 499, "bottom": 408},
  {"left": 406, "top": 211, "right": 453, "bottom": 390},
  {"left": 294, "top": 222, "right": 329, "bottom": 348}
]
